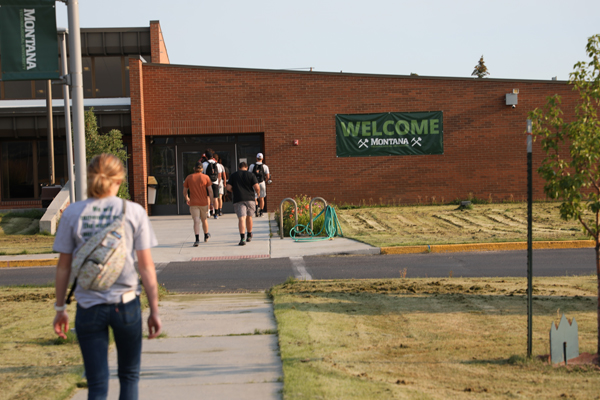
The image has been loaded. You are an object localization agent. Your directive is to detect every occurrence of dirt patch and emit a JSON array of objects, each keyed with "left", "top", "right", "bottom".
[
  {"left": 275, "top": 276, "right": 597, "bottom": 297},
  {"left": 354, "top": 214, "right": 386, "bottom": 231},
  {"left": 0, "top": 291, "right": 55, "bottom": 302}
]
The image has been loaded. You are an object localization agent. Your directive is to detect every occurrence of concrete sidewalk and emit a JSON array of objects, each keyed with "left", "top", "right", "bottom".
[
  {"left": 149, "top": 213, "right": 379, "bottom": 263},
  {"left": 70, "top": 293, "right": 282, "bottom": 400},
  {"left": 67, "top": 213, "right": 370, "bottom": 399},
  {"left": 0, "top": 212, "right": 378, "bottom": 267}
]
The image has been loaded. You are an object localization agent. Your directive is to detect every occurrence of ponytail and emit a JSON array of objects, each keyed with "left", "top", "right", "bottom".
[{"left": 87, "top": 154, "right": 126, "bottom": 198}]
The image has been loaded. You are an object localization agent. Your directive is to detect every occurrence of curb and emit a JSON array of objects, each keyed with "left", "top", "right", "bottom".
[
  {"left": 0, "top": 258, "right": 58, "bottom": 268},
  {"left": 380, "top": 240, "right": 595, "bottom": 255}
]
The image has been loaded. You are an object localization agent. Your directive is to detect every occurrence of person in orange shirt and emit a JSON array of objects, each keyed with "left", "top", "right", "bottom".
[{"left": 183, "top": 161, "right": 214, "bottom": 246}]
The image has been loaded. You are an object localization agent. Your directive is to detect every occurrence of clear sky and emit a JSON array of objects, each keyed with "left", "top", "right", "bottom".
[{"left": 55, "top": 0, "right": 600, "bottom": 81}]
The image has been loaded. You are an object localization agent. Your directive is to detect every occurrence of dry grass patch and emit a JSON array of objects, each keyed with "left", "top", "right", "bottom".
[
  {"left": 271, "top": 277, "right": 600, "bottom": 399},
  {"left": 337, "top": 203, "right": 587, "bottom": 247},
  {"left": 0, "top": 212, "right": 55, "bottom": 255},
  {"left": 0, "top": 287, "right": 84, "bottom": 400},
  {"left": 0, "top": 283, "right": 169, "bottom": 400},
  {"left": 0, "top": 235, "right": 55, "bottom": 255}
]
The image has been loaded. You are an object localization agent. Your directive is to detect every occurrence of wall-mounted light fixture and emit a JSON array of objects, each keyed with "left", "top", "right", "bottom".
[
  {"left": 506, "top": 88, "right": 518, "bottom": 108},
  {"left": 293, "top": 140, "right": 299, "bottom": 146}
]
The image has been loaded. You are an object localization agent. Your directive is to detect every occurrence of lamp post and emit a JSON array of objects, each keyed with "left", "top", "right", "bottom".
[
  {"left": 57, "top": 28, "right": 74, "bottom": 204},
  {"left": 65, "top": 0, "right": 86, "bottom": 201},
  {"left": 527, "top": 119, "right": 533, "bottom": 358}
]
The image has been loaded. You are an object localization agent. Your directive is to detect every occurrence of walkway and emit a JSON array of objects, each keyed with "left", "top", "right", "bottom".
[{"left": 69, "top": 212, "right": 377, "bottom": 399}]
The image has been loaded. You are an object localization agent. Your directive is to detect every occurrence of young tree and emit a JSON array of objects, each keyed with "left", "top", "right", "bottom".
[
  {"left": 84, "top": 109, "right": 130, "bottom": 199},
  {"left": 529, "top": 34, "right": 600, "bottom": 358},
  {"left": 472, "top": 55, "right": 490, "bottom": 78}
]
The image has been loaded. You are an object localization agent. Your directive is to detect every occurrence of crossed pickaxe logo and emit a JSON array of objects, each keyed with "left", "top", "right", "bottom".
[
  {"left": 358, "top": 139, "right": 369, "bottom": 148},
  {"left": 411, "top": 137, "right": 422, "bottom": 147}
]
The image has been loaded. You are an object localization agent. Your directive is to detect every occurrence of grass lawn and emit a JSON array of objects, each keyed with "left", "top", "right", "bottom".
[
  {"left": 0, "top": 284, "right": 169, "bottom": 400},
  {"left": 0, "top": 211, "right": 55, "bottom": 255},
  {"left": 336, "top": 202, "right": 588, "bottom": 248},
  {"left": 271, "top": 277, "right": 600, "bottom": 400},
  {"left": 0, "top": 287, "right": 84, "bottom": 400}
]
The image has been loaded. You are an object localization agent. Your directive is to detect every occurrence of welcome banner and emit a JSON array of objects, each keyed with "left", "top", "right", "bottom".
[
  {"left": 0, "top": 0, "right": 59, "bottom": 81},
  {"left": 336, "top": 111, "right": 443, "bottom": 157}
]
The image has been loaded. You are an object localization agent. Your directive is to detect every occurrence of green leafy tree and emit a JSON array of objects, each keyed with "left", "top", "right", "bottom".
[
  {"left": 471, "top": 55, "right": 490, "bottom": 78},
  {"left": 84, "top": 109, "right": 130, "bottom": 199},
  {"left": 529, "top": 34, "right": 600, "bottom": 356}
]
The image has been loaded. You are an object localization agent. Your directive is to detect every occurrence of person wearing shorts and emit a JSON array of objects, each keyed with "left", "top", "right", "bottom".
[
  {"left": 227, "top": 162, "right": 260, "bottom": 246},
  {"left": 214, "top": 153, "right": 225, "bottom": 216},
  {"left": 184, "top": 161, "right": 213, "bottom": 246},
  {"left": 202, "top": 150, "right": 223, "bottom": 219},
  {"left": 249, "top": 153, "right": 270, "bottom": 217}
]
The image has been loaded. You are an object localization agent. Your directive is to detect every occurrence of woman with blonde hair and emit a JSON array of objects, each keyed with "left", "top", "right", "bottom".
[{"left": 53, "top": 153, "right": 161, "bottom": 399}]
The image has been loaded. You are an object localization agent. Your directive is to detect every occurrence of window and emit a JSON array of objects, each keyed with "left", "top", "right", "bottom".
[
  {"left": 1, "top": 56, "right": 129, "bottom": 100},
  {"left": 95, "top": 57, "right": 124, "bottom": 97},
  {"left": 82, "top": 57, "right": 93, "bottom": 97},
  {"left": 1, "top": 140, "right": 68, "bottom": 200},
  {"left": 1, "top": 142, "right": 34, "bottom": 199},
  {"left": 3, "top": 81, "right": 33, "bottom": 100}
]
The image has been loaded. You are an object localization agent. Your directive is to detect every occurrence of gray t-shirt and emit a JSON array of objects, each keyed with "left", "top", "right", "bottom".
[{"left": 53, "top": 196, "right": 158, "bottom": 308}]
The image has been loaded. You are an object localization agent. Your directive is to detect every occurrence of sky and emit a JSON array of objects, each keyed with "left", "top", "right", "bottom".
[{"left": 55, "top": 0, "right": 600, "bottom": 81}]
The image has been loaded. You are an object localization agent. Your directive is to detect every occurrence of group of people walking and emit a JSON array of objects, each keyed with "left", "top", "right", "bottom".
[
  {"left": 52, "top": 150, "right": 271, "bottom": 399},
  {"left": 183, "top": 150, "right": 270, "bottom": 246}
]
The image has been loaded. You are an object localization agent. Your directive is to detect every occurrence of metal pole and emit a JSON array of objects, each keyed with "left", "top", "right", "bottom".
[
  {"left": 527, "top": 119, "right": 533, "bottom": 358},
  {"left": 45, "top": 80, "right": 55, "bottom": 185},
  {"left": 58, "top": 29, "right": 75, "bottom": 204},
  {"left": 67, "top": 0, "right": 87, "bottom": 201}
]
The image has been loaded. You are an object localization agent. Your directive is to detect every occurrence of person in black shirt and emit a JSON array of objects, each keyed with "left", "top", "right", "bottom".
[{"left": 226, "top": 162, "right": 260, "bottom": 246}]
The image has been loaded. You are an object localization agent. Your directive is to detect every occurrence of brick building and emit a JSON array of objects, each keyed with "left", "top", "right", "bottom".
[
  {"left": 130, "top": 59, "right": 578, "bottom": 215},
  {"left": 0, "top": 20, "right": 580, "bottom": 215}
]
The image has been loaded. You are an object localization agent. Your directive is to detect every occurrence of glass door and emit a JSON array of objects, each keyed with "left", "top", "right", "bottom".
[
  {"left": 149, "top": 144, "right": 177, "bottom": 215},
  {"left": 177, "top": 144, "right": 236, "bottom": 215}
]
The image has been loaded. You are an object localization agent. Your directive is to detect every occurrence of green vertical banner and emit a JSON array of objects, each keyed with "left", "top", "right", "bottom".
[
  {"left": 0, "top": 0, "right": 59, "bottom": 81},
  {"left": 336, "top": 111, "right": 444, "bottom": 157}
]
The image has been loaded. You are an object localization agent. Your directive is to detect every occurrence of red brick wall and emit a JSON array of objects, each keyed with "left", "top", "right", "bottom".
[
  {"left": 0, "top": 200, "right": 42, "bottom": 209},
  {"left": 133, "top": 64, "right": 580, "bottom": 211},
  {"left": 129, "top": 57, "right": 148, "bottom": 210},
  {"left": 150, "top": 21, "right": 170, "bottom": 64}
]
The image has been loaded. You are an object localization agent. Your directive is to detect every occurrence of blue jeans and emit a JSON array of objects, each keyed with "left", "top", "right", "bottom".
[{"left": 75, "top": 297, "right": 142, "bottom": 400}]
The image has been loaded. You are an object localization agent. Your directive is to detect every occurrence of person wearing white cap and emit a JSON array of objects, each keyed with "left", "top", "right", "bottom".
[{"left": 249, "top": 153, "right": 270, "bottom": 217}]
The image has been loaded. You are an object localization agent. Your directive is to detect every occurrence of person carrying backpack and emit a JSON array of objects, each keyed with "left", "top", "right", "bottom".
[
  {"left": 52, "top": 153, "right": 161, "bottom": 399},
  {"left": 249, "top": 153, "right": 270, "bottom": 217},
  {"left": 202, "top": 149, "right": 223, "bottom": 219}
]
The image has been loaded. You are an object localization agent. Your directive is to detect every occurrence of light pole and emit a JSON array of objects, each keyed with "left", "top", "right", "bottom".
[
  {"left": 65, "top": 0, "right": 86, "bottom": 201},
  {"left": 527, "top": 119, "right": 533, "bottom": 358},
  {"left": 57, "top": 28, "right": 74, "bottom": 204}
]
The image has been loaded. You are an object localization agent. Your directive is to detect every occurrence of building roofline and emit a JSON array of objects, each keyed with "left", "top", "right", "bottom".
[
  {"left": 80, "top": 27, "right": 150, "bottom": 33},
  {"left": 143, "top": 61, "right": 569, "bottom": 84}
]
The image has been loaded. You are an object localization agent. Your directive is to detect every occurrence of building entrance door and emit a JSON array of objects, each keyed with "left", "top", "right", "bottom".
[{"left": 177, "top": 144, "right": 235, "bottom": 215}]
